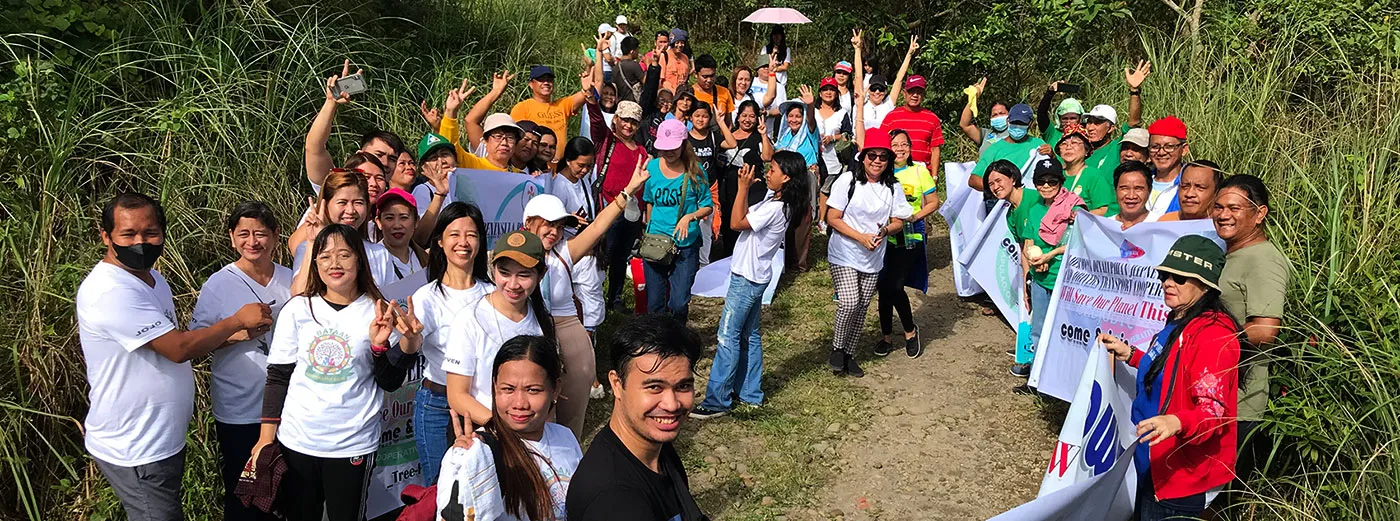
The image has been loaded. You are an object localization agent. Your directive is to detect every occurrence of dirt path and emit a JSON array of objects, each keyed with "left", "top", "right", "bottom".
[{"left": 810, "top": 230, "right": 1063, "bottom": 521}]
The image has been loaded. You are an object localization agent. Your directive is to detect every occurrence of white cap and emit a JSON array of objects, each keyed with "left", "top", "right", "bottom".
[
  {"left": 1122, "top": 128, "right": 1150, "bottom": 148},
  {"left": 615, "top": 15, "right": 629, "bottom": 25},
  {"left": 524, "top": 195, "right": 579, "bottom": 226},
  {"left": 598, "top": 23, "right": 615, "bottom": 36},
  {"left": 1086, "top": 104, "right": 1118, "bottom": 124}
]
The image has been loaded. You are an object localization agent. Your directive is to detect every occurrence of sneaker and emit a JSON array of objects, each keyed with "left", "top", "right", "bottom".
[
  {"left": 1005, "top": 348, "right": 1017, "bottom": 359},
  {"left": 844, "top": 355, "right": 865, "bottom": 378},
  {"left": 828, "top": 349, "right": 846, "bottom": 375},
  {"left": 589, "top": 383, "right": 606, "bottom": 400},
  {"left": 736, "top": 401, "right": 763, "bottom": 412},
  {"left": 905, "top": 328, "right": 923, "bottom": 358},
  {"left": 1009, "top": 363, "right": 1031, "bottom": 378},
  {"left": 872, "top": 340, "right": 894, "bottom": 357},
  {"left": 689, "top": 406, "right": 730, "bottom": 420}
]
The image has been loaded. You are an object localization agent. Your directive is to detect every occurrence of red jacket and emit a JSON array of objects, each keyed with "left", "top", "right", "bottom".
[{"left": 1127, "top": 310, "right": 1240, "bottom": 500}]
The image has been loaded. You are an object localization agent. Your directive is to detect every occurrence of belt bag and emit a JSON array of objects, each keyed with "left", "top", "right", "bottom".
[{"left": 639, "top": 174, "right": 689, "bottom": 266}]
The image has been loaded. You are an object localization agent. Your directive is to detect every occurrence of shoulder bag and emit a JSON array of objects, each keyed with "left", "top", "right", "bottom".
[{"left": 638, "top": 173, "right": 690, "bottom": 265}]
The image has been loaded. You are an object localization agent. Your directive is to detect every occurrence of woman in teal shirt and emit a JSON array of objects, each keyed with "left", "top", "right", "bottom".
[{"left": 641, "top": 119, "right": 714, "bottom": 324}]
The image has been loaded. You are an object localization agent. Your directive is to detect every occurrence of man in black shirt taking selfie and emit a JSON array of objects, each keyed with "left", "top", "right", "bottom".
[{"left": 566, "top": 314, "right": 707, "bottom": 521}]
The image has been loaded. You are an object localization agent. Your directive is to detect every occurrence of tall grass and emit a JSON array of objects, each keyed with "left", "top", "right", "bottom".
[
  {"left": 0, "top": 0, "right": 592, "bottom": 518},
  {"left": 1108, "top": 25, "right": 1400, "bottom": 521}
]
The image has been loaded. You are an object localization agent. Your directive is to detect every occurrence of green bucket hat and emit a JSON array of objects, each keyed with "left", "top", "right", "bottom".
[
  {"left": 417, "top": 133, "right": 454, "bottom": 162},
  {"left": 492, "top": 230, "right": 545, "bottom": 269},
  {"left": 1156, "top": 235, "right": 1225, "bottom": 290},
  {"left": 1054, "top": 98, "right": 1084, "bottom": 128}
]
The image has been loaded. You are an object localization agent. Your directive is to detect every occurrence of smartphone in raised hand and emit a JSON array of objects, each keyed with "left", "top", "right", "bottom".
[
  {"left": 332, "top": 73, "right": 368, "bottom": 98},
  {"left": 1057, "top": 83, "right": 1081, "bottom": 94}
]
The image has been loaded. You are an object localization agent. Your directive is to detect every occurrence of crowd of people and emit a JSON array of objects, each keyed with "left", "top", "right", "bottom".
[{"left": 75, "top": 14, "right": 1288, "bottom": 521}]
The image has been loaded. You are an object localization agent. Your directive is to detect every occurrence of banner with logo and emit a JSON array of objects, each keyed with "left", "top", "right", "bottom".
[
  {"left": 939, "top": 161, "right": 985, "bottom": 297},
  {"left": 1027, "top": 211, "right": 1220, "bottom": 401},
  {"left": 366, "top": 271, "right": 431, "bottom": 519},
  {"left": 448, "top": 168, "right": 551, "bottom": 248},
  {"left": 989, "top": 442, "right": 1138, "bottom": 521},
  {"left": 959, "top": 200, "right": 1025, "bottom": 328},
  {"left": 1039, "top": 341, "right": 1137, "bottom": 496}
]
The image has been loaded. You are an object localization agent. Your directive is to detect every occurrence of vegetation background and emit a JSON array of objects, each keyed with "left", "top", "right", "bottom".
[{"left": 3, "top": 0, "right": 1399, "bottom": 519}]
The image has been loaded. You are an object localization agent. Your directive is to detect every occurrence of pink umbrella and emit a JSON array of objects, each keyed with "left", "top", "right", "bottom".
[{"left": 741, "top": 7, "right": 812, "bottom": 24}]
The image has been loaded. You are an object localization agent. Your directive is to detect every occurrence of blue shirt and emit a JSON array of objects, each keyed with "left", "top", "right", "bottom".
[
  {"left": 642, "top": 159, "right": 713, "bottom": 248},
  {"left": 1132, "top": 321, "right": 1179, "bottom": 476},
  {"left": 775, "top": 126, "right": 819, "bottom": 166}
]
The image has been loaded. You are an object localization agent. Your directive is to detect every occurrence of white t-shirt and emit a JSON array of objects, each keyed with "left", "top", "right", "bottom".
[
  {"left": 543, "top": 243, "right": 580, "bottom": 317},
  {"left": 816, "top": 108, "right": 849, "bottom": 177},
  {"left": 387, "top": 250, "right": 424, "bottom": 281},
  {"left": 189, "top": 263, "right": 293, "bottom": 424},
  {"left": 523, "top": 422, "right": 584, "bottom": 521},
  {"left": 293, "top": 239, "right": 396, "bottom": 287},
  {"left": 746, "top": 76, "right": 787, "bottom": 135},
  {"left": 412, "top": 280, "right": 494, "bottom": 386},
  {"left": 550, "top": 175, "right": 598, "bottom": 222},
  {"left": 864, "top": 98, "right": 895, "bottom": 130},
  {"left": 77, "top": 262, "right": 192, "bottom": 467},
  {"left": 435, "top": 422, "right": 582, "bottom": 521},
  {"left": 572, "top": 255, "right": 606, "bottom": 328},
  {"left": 442, "top": 297, "right": 544, "bottom": 410},
  {"left": 732, "top": 194, "right": 789, "bottom": 284},
  {"left": 411, "top": 184, "right": 436, "bottom": 218},
  {"left": 267, "top": 294, "right": 390, "bottom": 457},
  {"left": 826, "top": 172, "right": 914, "bottom": 273},
  {"left": 1148, "top": 177, "right": 1180, "bottom": 221}
]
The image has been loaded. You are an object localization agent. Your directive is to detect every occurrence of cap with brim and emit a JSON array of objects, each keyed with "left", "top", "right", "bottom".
[
  {"left": 493, "top": 230, "right": 545, "bottom": 269},
  {"left": 654, "top": 119, "right": 688, "bottom": 151},
  {"left": 417, "top": 133, "right": 455, "bottom": 161},
  {"left": 598, "top": 23, "right": 615, "bottom": 36},
  {"left": 529, "top": 65, "right": 555, "bottom": 81},
  {"left": 819, "top": 77, "right": 839, "bottom": 90},
  {"left": 615, "top": 15, "right": 628, "bottom": 25},
  {"left": 1009, "top": 103, "right": 1034, "bottom": 125},
  {"left": 523, "top": 194, "right": 579, "bottom": 227},
  {"left": 616, "top": 100, "right": 643, "bottom": 121},
  {"left": 1085, "top": 104, "right": 1118, "bottom": 125},
  {"left": 1156, "top": 235, "right": 1225, "bottom": 290},
  {"left": 376, "top": 187, "right": 418, "bottom": 213},
  {"left": 1055, "top": 98, "right": 1084, "bottom": 119},
  {"left": 904, "top": 75, "right": 927, "bottom": 91},
  {"left": 833, "top": 61, "right": 853, "bottom": 74},
  {"left": 1148, "top": 115, "right": 1188, "bottom": 140},
  {"left": 670, "top": 28, "right": 688, "bottom": 42},
  {"left": 868, "top": 75, "right": 889, "bottom": 91},
  {"left": 756, "top": 55, "right": 771, "bottom": 68},
  {"left": 482, "top": 113, "right": 522, "bottom": 139},
  {"left": 1122, "top": 128, "right": 1150, "bottom": 148}
]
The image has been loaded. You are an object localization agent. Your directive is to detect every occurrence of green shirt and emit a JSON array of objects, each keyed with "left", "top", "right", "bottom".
[
  {"left": 1220, "top": 240, "right": 1290, "bottom": 421},
  {"left": 1084, "top": 137, "right": 1123, "bottom": 214},
  {"left": 1064, "top": 166, "right": 1114, "bottom": 212},
  {"left": 1006, "top": 189, "right": 1065, "bottom": 289},
  {"left": 1043, "top": 126, "right": 1062, "bottom": 152},
  {"left": 973, "top": 136, "right": 1048, "bottom": 178},
  {"left": 890, "top": 162, "right": 938, "bottom": 244}
]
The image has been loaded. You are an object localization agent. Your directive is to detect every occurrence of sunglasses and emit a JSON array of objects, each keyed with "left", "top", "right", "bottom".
[
  {"left": 866, "top": 152, "right": 893, "bottom": 162},
  {"left": 1157, "top": 272, "right": 1190, "bottom": 285}
]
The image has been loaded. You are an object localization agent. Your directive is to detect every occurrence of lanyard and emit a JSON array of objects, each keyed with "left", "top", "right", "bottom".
[{"left": 224, "top": 266, "right": 275, "bottom": 354}]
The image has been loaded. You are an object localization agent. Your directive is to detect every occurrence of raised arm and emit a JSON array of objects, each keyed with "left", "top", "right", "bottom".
[
  {"left": 730, "top": 164, "right": 759, "bottom": 231},
  {"left": 799, "top": 85, "right": 817, "bottom": 132},
  {"left": 852, "top": 86, "right": 866, "bottom": 146},
  {"left": 1125, "top": 60, "right": 1150, "bottom": 128},
  {"left": 715, "top": 111, "right": 738, "bottom": 149},
  {"left": 306, "top": 60, "right": 358, "bottom": 188},
  {"left": 1037, "top": 81, "right": 1061, "bottom": 134},
  {"left": 888, "top": 36, "right": 918, "bottom": 106},
  {"left": 566, "top": 158, "right": 650, "bottom": 263},
  {"left": 639, "top": 52, "right": 663, "bottom": 115},
  {"left": 758, "top": 118, "right": 774, "bottom": 161},
  {"left": 959, "top": 78, "right": 986, "bottom": 143},
  {"left": 761, "top": 54, "right": 779, "bottom": 116},
  {"left": 465, "top": 71, "right": 514, "bottom": 149}
]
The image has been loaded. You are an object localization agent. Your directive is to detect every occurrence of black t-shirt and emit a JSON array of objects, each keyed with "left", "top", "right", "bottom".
[
  {"left": 566, "top": 425, "right": 705, "bottom": 521},
  {"left": 688, "top": 132, "right": 721, "bottom": 186}
]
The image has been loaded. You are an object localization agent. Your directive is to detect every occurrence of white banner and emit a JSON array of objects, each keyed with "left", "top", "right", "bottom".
[
  {"left": 988, "top": 442, "right": 1138, "bottom": 521},
  {"left": 1039, "top": 342, "right": 1138, "bottom": 496},
  {"left": 939, "top": 161, "right": 985, "bottom": 297},
  {"left": 448, "top": 168, "right": 551, "bottom": 248},
  {"left": 691, "top": 249, "right": 785, "bottom": 306},
  {"left": 1028, "top": 211, "right": 1220, "bottom": 401},
  {"left": 960, "top": 200, "right": 1025, "bottom": 328},
  {"left": 366, "top": 272, "right": 431, "bottom": 519}
]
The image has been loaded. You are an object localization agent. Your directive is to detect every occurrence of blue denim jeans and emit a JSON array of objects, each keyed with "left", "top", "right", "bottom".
[
  {"left": 1028, "top": 282, "right": 1053, "bottom": 358},
  {"left": 701, "top": 274, "right": 767, "bottom": 410},
  {"left": 643, "top": 243, "right": 701, "bottom": 323},
  {"left": 413, "top": 385, "right": 452, "bottom": 485}
]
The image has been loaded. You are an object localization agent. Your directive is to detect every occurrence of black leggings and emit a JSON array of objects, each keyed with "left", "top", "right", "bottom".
[
  {"left": 280, "top": 446, "right": 375, "bottom": 521},
  {"left": 605, "top": 218, "right": 642, "bottom": 305},
  {"left": 878, "top": 246, "right": 917, "bottom": 336}
]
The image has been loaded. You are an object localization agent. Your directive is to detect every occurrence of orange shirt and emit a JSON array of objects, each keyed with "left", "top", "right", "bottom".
[
  {"left": 661, "top": 53, "right": 691, "bottom": 92},
  {"left": 693, "top": 85, "right": 734, "bottom": 118},
  {"left": 510, "top": 97, "right": 575, "bottom": 160}
]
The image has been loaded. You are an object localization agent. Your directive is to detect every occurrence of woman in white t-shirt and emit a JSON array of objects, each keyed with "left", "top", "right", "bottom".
[
  {"left": 188, "top": 201, "right": 293, "bottom": 521},
  {"left": 410, "top": 202, "right": 494, "bottom": 486},
  {"left": 436, "top": 335, "right": 582, "bottom": 521},
  {"left": 691, "top": 151, "right": 810, "bottom": 419},
  {"left": 254, "top": 224, "right": 424, "bottom": 521},
  {"left": 288, "top": 169, "right": 395, "bottom": 293},
  {"left": 814, "top": 76, "right": 852, "bottom": 182},
  {"left": 374, "top": 188, "right": 427, "bottom": 281},
  {"left": 824, "top": 130, "right": 913, "bottom": 378},
  {"left": 443, "top": 230, "right": 555, "bottom": 431},
  {"left": 522, "top": 160, "right": 647, "bottom": 439}
]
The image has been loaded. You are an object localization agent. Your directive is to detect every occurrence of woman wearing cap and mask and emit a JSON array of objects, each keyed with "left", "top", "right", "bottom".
[
  {"left": 520, "top": 160, "right": 648, "bottom": 438},
  {"left": 640, "top": 119, "right": 714, "bottom": 323},
  {"left": 967, "top": 103, "right": 1046, "bottom": 193},
  {"left": 1099, "top": 235, "right": 1240, "bottom": 521}
]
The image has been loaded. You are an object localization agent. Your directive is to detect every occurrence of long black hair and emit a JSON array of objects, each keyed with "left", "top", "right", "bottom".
[
  {"left": 767, "top": 26, "right": 788, "bottom": 63},
  {"left": 1143, "top": 288, "right": 1240, "bottom": 396},
  {"left": 302, "top": 224, "right": 384, "bottom": 324},
  {"left": 485, "top": 335, "right": 565, "bottom": 521},
  {"left": 427, "top": 202, "right": 489, "bottom": 295},
  {"left": 491, "top": 255, "right": 557, "bottom": 342},
  {"left": 771, "top": 150, "right": 812, "bottom": 225}
]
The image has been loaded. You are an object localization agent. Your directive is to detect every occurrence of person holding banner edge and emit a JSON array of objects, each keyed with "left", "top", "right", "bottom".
[{"left": 1099, "top": 235, "right": 1240, "bottom": 521}]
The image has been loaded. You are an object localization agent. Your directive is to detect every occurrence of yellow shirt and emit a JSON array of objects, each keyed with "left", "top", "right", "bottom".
[
  {"left": 510, "top": 98, "right": 575, "bottom": 160},
  {"left": 437, "top": 118, "right": 516, "bottom": 172}
]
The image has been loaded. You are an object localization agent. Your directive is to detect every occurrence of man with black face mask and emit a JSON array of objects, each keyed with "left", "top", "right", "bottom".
[{"left": 77, "top": 193, "right": 272, "bottom": 521}]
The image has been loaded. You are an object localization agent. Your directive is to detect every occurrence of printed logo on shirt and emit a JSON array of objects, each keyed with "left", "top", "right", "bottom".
[
  {"left": 304, "top": 328, "right": 355, "bottom": 384},
  {"left": 996, "top": 236, "right": 1021, "bottom": 310},
  {"left": 350, "top": 455, "right": 365, "bottom": 466},
  {"left": 133, "top": 319, "right": 165, "bottom": 337}
]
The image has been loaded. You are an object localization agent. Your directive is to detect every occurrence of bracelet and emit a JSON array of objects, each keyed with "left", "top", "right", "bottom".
[{"left": 1129, "top": 89, "right": 1142, "bottom": 96}]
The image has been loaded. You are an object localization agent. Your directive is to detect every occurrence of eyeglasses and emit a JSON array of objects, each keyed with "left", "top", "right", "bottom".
[
  {"left": 1149, "top": 142, "right": 1185, "bottom": 153},
  {"left": 488, "top": 132, "right": 519, "bottom": 144},
  {"left": 1157, "top": 272, "right": 1190, "bottom": 285}
]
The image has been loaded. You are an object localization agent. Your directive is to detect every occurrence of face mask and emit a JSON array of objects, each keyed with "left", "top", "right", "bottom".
[
  {"left": 1008, "top": 124, "right": 1029, "bottom": 140},
  {"left": 990, "top": 116, "right": 1009, "bottom": 132},
  {"left": 113, "top": 241, "right": 164, "bottom": 271}
]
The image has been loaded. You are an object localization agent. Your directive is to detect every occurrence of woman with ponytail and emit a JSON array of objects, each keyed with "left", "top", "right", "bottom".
[
  {"left": 408, "top": 202, "right": 494, "bottom": 484},
  {"left": 442, "top": 230, "right": 554, "bottom": 433},
  {"left": 436, "top": 335, "right": 581, "bottom": 521}
]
